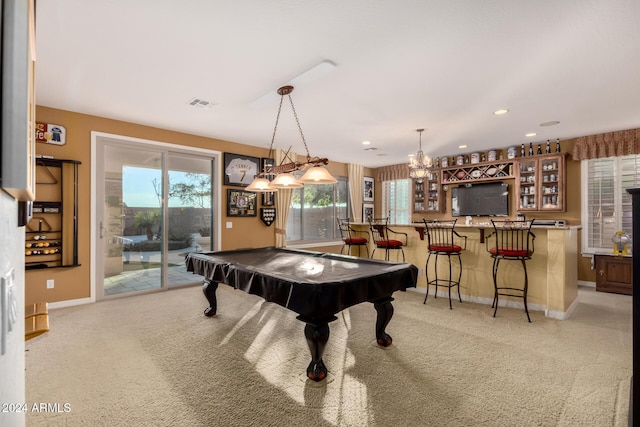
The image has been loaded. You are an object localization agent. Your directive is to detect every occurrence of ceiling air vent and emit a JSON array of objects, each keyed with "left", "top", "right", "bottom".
[{"left": 187, "top": 98, "right": 215, "bottom": 110}]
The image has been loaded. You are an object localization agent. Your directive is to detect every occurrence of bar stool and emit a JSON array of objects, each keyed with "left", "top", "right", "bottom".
[
  {"left": 337, "top": 218, "right": 369, "bottom": 257},
  {"left": 485, "top": 219, "right": 536, "bottom": 322},
  {"left": 423, "top": 219, "right": 467, "bottom": 309},
  {"left": 368, "top": 217, "right": 407, "bottom": 261}
]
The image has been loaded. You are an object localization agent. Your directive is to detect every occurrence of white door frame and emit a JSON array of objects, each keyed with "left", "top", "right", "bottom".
[{"left": 90, "top": 131, "right": 222, "bottom": 302}]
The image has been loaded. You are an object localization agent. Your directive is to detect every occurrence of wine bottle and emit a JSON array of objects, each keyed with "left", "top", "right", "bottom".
[
  {"left": 528, "top": 142, "right": 533, "bottom": 156},
  {"left": 537, "top": 144, "right": 542, "bottom": 155},
  {"left": 555, "top": 138, "right": 561, "bottom": 153},
  {"left": 520, "top": 143, "right": 526, "bottom": 157},
  {"left": 546, "top": 140, "right": 551, "bottom": 154}
]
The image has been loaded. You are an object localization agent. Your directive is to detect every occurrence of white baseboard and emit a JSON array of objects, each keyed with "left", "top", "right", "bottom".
[
  {"left": 409, "top": 287, "right": 572, "bottom": 320},
  {"left": 48, "top": 297, "right": 92, "bottom": 310},
  {"left": 578, "top": 280, "right": 596, "bottom": 288}
]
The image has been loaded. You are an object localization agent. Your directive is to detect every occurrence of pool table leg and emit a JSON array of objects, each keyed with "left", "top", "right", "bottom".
[
  {"left": 298, "top": 317, "right": 332, "bottom": 382},
  {"left": 202, "top": 280, "right": 219, "bottom": 317},
  {"left": 373, "top": 297, "right": 394, "bottom": 347}
]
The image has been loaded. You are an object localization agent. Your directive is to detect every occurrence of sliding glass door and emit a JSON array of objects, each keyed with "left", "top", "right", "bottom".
[{"left": 95, "top": 136, "right": 216, "bottom": 299}]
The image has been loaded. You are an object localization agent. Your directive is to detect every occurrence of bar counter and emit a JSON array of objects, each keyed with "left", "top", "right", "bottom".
[{"left": 350, "top": 222, "right": 580, "bottom": 319}]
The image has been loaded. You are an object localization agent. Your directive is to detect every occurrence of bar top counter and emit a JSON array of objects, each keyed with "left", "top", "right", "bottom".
[{"left": 350, "top": 222, "right": 580, "bottom": 319}]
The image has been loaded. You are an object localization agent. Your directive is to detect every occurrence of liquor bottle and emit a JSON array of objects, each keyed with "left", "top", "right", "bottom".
[
  {"left": 520, "top": 143, "right": 526, "bottom": 157},
  {"left": 537, "top": 144, "right": 542, "bottom": 155},
  {"left": 555, "top": 138, "right": 561, "bottom": 153},
  {"left": 528, "top": 142, "right": 533, "bottom": 156},
  {"left": 546, "top": 140, "right": 551, "bottom": 154}
]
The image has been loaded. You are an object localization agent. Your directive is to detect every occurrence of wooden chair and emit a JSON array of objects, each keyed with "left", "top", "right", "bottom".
[
  {"left": 337, "top": 218, "right": 369, "bottom": 257},
  {"left": 485, "top": 219, "right": 536, "bottom": 322},
  {"left": 423, "top": 219, "right": 467, "bottom": 309},
  {"left": 368, "top": 217, "right": 408, "bottom": 261}
]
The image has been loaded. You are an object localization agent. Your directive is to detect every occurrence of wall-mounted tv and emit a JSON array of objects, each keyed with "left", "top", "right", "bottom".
[{"left": 451, "top": 182, "right": 509, "bottom": 217}]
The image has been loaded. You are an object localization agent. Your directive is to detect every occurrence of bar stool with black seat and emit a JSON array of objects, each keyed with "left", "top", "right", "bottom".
[
  {"left": 423, "top": 219, "right": 467, "bottom": 309},
  {"left": 337, "top": 218, "right": 369, "bottom": 257},
  {"left": 368, "top": 217, "right": 408, "bottom": 261},
  {"left": 485, "top": 219, "right": 536, "bottom": 322}
]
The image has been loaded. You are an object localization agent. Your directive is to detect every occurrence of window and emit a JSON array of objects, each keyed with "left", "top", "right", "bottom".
[
  {"left": 581, "top": 154, "right": 640, "bottom": 254},
  {"left": 381, "top": 179, "right": 411, "bottom": 224},
  {"left": 286, "top": 176, "right": 349, "bottom": 244}
]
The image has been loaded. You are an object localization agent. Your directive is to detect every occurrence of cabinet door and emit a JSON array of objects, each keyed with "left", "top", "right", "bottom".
[
  {"left": 516, "top": 159, "right": 539, "bottom": 210},
  {"left": 412, "top": 179, "right": 426, "bottom": 212},
  {"left": 539, "top": 154, "right": 565, "bottom": 211}
]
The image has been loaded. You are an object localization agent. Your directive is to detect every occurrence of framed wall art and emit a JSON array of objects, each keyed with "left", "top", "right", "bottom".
[
  {"left": 362, "top": 203, "right": 374, "bottom": 222},
  {"left": 227, "top": 189, "right": 257, "bottom": 217},
  {"left": 224, "top": 153, "right": 259, "bottom": 187},
  {"left": 363, "top": 176, "right": 374, "bottom": 202}
]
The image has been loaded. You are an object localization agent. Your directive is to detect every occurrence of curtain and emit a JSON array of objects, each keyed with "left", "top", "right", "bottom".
[
  {"left": 377, "top": 163, "right": 409, "bottom": 182},
  {"left": 348, "top": 163, "right": 364, "bottom": 222},
  {"left": 273, "top": 149, "right": 296, "bottom": 247},
  {"left": 572, "top": 128, "right": 640, "bottom": 160}
]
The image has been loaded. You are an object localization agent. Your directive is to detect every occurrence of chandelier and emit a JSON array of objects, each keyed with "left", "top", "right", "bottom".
[
  {"left": 246, "top": 86, "right": 337, "bottom": 192},
  {"left": 408, "top": 128, "right": 432, "bottom": 183}
]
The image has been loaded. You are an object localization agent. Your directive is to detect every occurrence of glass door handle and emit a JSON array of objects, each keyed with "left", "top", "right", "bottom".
[{"left": 99, "top": 221, "right": 106, "bottom": 239}]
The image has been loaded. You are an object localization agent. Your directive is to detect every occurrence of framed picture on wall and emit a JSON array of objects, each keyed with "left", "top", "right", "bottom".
[
  {"left": 362, "top": 203, "right": 374, "bottom": 222},
  {"left": 364, "top": 177, "right": 374, "bottom": 202},
  {"left": 262, "top": 191, "right": 275, "bottom": 206},
  {"left": 227, "top": 189, "right": 257, "bottom": 217},
  {"left": 224, "top": 153, "right": 259, "bottom": 187}
]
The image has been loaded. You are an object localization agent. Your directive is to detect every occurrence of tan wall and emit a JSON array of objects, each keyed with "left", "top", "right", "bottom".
[
  {"left": 30, "top": 106, "right": 603, "bottom": 305},
  {"left": 28, "top": 106, "right": 355, "bottom": 304}
]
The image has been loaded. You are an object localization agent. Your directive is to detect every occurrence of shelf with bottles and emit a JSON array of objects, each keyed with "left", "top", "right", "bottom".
[
  {"left": 515, "top": 153, "right": 566, "bottom": 212},
  {"left": 412, "top": 172, "right": 442, "bottom": 213}
]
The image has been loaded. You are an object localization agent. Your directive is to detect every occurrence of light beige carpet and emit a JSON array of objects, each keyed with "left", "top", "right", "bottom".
[{"left": 25, "top": 284, "right": 631, "bottom": 426}]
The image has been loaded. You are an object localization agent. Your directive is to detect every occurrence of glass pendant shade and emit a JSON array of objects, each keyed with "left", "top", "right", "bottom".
[
  {"left": 245, "top": 177, "right": 276, "bottom": 192},
  {"left": 408, "top": 128, "right": 432, "bottom": 181},
  {"left": 299, "top": 166, "right": 338, "bottom": 184},
  {"left": 269, "top": 172, "right": 304, "bottom": 189}
]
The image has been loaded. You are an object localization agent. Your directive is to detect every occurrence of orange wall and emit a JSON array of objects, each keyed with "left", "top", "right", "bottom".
[{"left": 29, "top": 106, "right": 598, "bottom": 304}]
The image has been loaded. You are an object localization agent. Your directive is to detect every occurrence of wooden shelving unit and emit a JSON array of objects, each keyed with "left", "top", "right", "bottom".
[
  {"left": 25, "top": 158, "right": 81, "bottom": 270},
  {"left": 515, "top": 153, "right": 566, "bottom": 212}
]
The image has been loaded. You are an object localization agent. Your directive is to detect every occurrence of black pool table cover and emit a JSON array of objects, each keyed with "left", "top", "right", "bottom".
[{"left": 185, "top": 247, "right": 418, "bottom": 320}]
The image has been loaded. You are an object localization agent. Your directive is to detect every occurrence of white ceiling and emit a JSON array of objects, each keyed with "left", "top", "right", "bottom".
[{"left": 35, "top": 0, "right": 640, "bottom": 168}]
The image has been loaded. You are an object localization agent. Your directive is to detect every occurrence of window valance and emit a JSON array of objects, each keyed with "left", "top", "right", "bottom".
[
  {"left": 377, "top": 163, "right": 409, "bottom": 181},
  {"left": 572, "top": 128, "right": 640, "bottom": 160}
]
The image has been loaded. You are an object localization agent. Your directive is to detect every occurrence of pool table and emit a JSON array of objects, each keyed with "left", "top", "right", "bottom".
[{"left": 185, "top": 247, "right": 418, "bottom": 381}]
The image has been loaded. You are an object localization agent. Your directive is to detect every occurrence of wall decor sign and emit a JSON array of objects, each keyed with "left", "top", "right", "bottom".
[
  {"left": 364, "top": 176, "right": 374, "bottom": 202},
  {"left": 224, "top": 153, "right": 259, "bottom": 187},
  {"left": 260, "top": 208, "right": 276, "bottom": 226},
  {"left": 35, "top": 122, "right": 66, "bottom": 145},
  {"left": 227, "top": 189, "right": 257, "bottom": 217}
]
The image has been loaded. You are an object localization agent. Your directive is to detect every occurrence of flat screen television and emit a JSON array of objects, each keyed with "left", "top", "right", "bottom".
[{"left": 451, "top": 182, "right": 509, "bottom": 217}]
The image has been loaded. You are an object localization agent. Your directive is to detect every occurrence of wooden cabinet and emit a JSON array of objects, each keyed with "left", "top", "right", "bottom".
[
  {"left": 515, "top": 153, "right": 566, "bottom": 212},
  {"left": 25, "top": 158, "right": 80, "bottom": 270},
  {"left": 412, "top": 172, "right": 442, "bottom": 213},
  {"left": 595, "top": 254, "right": 632, "bottom": 295}
]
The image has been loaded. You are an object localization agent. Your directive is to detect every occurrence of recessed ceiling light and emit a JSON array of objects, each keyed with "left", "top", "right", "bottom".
[
  {"left": 494, "top": 109, "right": 509, "bottom": 115},
  {"left": 458, "top": 145, "right": 468, "bottom": 149},
  {"left": 362, "top": 141, "right": 371, "bottom": 145},
  {"left": 540, "top": 120, "right": 560, "bottom": 127},
  {"left": 525, "top": 132, "right": 537, "bottom": 137}
]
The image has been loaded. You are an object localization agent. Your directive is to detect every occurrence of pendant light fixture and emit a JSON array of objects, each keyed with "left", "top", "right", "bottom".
[
  {"left": 408, "top": 128, "right": 432, "bottom": 183},
  {"left": 246, "top": 85, "right": 337, "bottom": 192}
]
